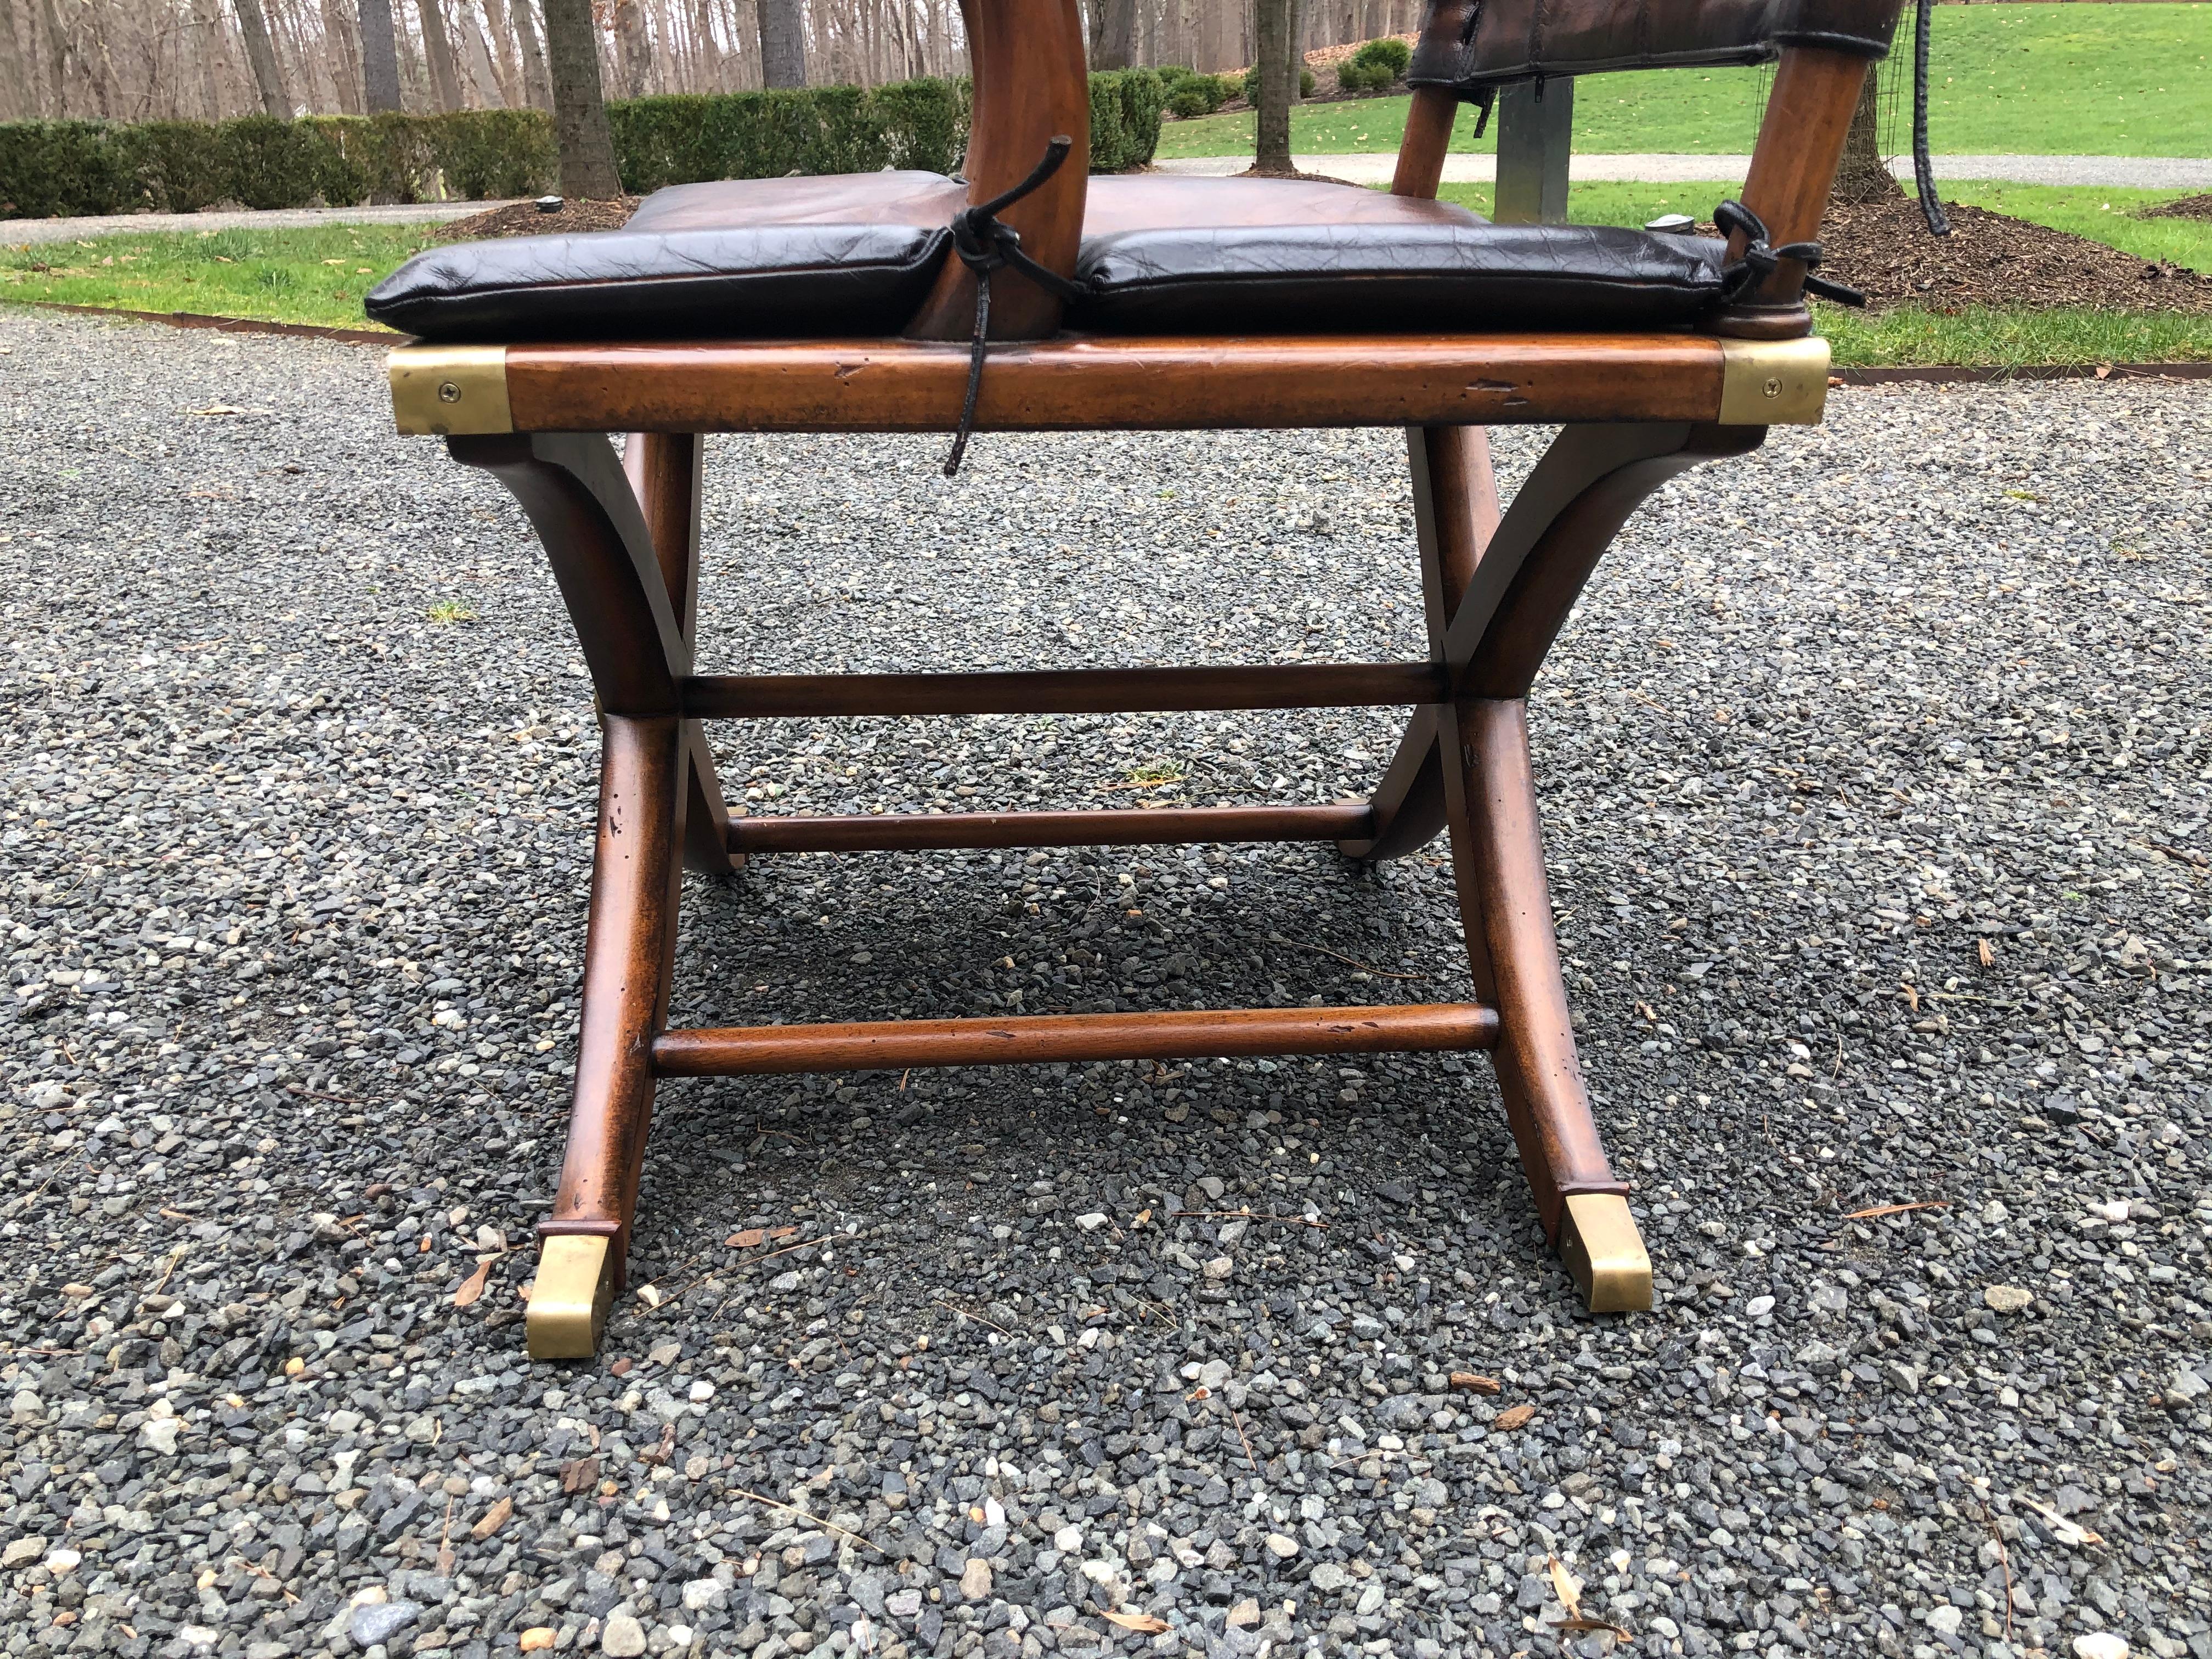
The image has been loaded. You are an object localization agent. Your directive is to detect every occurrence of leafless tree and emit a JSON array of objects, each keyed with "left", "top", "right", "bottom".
[
  {"left": 755, "top": 0, "right": 804, "bottom": 87},
  {"left": 232, "top": 0, "right": 290, "bottom": 110},
  {"left": 7, "top": 0, "right": 1396, "bottom": 153},
  {"left": 351, "top": 0, "right": 404, "bottom": 107},
  {"left": 1251, "top": 0, "right": 1298, "bottom": 173},
  {"left": 541, "top": 0, "right": 623, "bottom": 194}
]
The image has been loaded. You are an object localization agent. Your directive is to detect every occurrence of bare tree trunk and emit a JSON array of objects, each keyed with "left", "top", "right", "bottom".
[
  {"left": 610, "top": 0, "right": 652, "bottom": 93},
  {"left": 1094, "top": 0, "right": 1133, "bottom": 69},
  {"left": 460, "top": 0, "right": 506, "bottom": 101},
  {"left": 755, "top": 0, "right": 803, "bottom": 86},
  {"left": 233, "top": 0, "right": 290, "bottom": 110},
  {"left": 1831, "top": 67, "right": 1897, "bottom": 203},
  {"left": 512, "top": 0, "right": 552, "bottom": 104},
  {"left": 541, "top": 0, "right": 622, "bottom": 195},
  {"left": 186, "top": 0, "right": 229, "bottom": 115},
  {"left": 479, "top": 0, "right": 525, "bottom": 101},
  {"left": 320, "top": 0, "right": 367, "bottom": 110},
  {"left": 416, "top": 0, "right": 466, "bottom": 107},
  {"left": 1253, "top": 0, "right": 1296, "bottom": 172},
  {"left": 0, "top": 0, "right": 29, "bottom": 119},
  {"left": 357, "top": 0, "right": 402, "bottom": 107}
]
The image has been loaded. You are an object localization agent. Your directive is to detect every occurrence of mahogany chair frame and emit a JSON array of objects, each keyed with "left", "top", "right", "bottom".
[{"left": 385, "top": 19, "right": 1884, "bottom": 1358}]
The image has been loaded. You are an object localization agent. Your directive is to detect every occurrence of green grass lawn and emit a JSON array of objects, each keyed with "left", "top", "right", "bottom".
[
  {"left": 1156, "top": 3, "right": 2212, "bottom": 157},
  {"left": 1434, "top": 179, "right": 2212, "bottom": 273},
  {"left": 5, "top": 182, "right": 2207, "bottom": 364},
  {"left": 1430, "top": 179, "right": 2212, "bottom": 364},
  {"left": 0, "top": 223, "right": 432, "bottom": 332}
]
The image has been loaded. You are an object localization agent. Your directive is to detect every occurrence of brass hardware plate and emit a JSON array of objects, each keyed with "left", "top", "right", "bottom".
[
  {"left": 527, "top": 1233, "right": 615, "bottom": 1358},
  {"left": 1717, "top": 336, "right": 1830, "bottom": 427},
  {"left": 389, "top": 345, "right": 513, "bottom": 436},
  {"left": 1560, "top": 1192, "right": 1654, "bottom": 1313}
]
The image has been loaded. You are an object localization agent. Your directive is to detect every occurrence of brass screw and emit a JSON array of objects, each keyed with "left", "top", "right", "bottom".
[
  {"left": 1762, "top": 376, "right": 1782, "bottom": 399},
  {"left": 438, "top": 380, "right": 462, "bottom": 403}
]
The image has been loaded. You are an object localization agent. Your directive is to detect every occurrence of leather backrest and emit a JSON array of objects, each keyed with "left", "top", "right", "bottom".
[{"left": 1409, "top": 0, "right": 1905, "bottom": 93}]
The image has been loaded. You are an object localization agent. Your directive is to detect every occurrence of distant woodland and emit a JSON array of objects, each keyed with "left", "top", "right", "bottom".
[{"left": 0, "top": 0, "right": 1429, "bottom": 122}]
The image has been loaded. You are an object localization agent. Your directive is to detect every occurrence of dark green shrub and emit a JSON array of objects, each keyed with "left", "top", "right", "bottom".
[
  {"left": 1113, "top": 67, "right": 1164, "bottom": 167},
  {"left": 428, "top": 108, "right": 555, "bottom": 199},
  {"left": 1086, "top": 68, "right": 1164, "bottom": 172},
  {"left": 0, "top": 120, "right": 145, "bottom": 217},
  {"left": 1240, "top": 65, "right": 1316, "bottom": 101},
  {"left": 301, "top": 114, "right": 416, "bottom": 204},
  {"left": 1350, "top": 36, "right": 1412, "bottom": 79},
  {"left": 867, "top": 76, "right": 967, "bottom": 172},
  {"left": 215, "top": 114, "right": 340, "bottom": 210},
  {"left": 1158, "top": 64, "right": 1226, "bottom": 118},
  {"left": 609, "top": 80, "right": 964, "bottom": 192},
  {"left": 132, "top": 121, "right": 231, "bottom": 212}
]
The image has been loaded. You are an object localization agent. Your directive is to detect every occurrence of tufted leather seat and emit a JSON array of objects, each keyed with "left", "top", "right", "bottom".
[{"left": 367, "top": 171, "right": 1733, "bottom": 342}]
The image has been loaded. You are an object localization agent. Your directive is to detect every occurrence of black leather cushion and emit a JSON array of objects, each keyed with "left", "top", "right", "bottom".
[
  {"left": 366, "top": 171, "right": 966, "bottom": 341},
  {"left": 368, "top": 170, "right": 1731, "bottom": 341},
  {"left": 1071, "top": 174, "right": 1730, "bottom": 332}
]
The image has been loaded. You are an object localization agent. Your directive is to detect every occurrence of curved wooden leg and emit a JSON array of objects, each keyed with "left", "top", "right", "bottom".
[
  {"left": 1421, "top": 423, "right": 1762, "bottom": 1309},
  {"left": 1340, "top": 424, "right": 1498, "bottom": 861},
  {"left": 1440, "top": 696, "right": 1649, "bottom": 1311},
  {"left": 529, "top": 714, "right": 687, "bottom": 1358}
]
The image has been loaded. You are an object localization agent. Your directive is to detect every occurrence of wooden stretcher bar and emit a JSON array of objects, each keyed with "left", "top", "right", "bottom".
[{"left": 653, "top": 1002, "right": 1500, "bottom": 1076}]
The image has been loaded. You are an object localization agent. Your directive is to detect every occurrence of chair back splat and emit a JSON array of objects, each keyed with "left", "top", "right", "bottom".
[
  {"left": 905, "top": 0, "right": 1090, "bottom": 342},
  {"left": 375, "top": 0, "right": 1906, "bottom": 1358}
]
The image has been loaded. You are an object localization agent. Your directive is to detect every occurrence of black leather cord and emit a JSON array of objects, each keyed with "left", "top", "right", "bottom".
[
  {"left": 1714, "top": 198, "right": 1866, "bottom": 309},
  {"left": 942, "top": 135, "right": 1091, "bottom": 477},
  {"left": 1911, "top": 0, "right": 1951, "bottom": 236}
]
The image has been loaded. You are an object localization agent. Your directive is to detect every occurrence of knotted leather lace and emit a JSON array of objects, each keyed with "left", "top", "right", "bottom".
[
  {"left": 1713, "top": 199, "right": 1867, "bottom": 309},
  {"left": 942, "top": 136, "right": 1093, "bottom": 477}
]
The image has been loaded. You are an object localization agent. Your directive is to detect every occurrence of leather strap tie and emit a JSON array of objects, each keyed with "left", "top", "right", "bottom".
[
  {"left": 1713, "top": 199, "right": 1866, "bottom": 309},
  {"left": 943, "top": 135, "right": 1091, "bottom": 477}
]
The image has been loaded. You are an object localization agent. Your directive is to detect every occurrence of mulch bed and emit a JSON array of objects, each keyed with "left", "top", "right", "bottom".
[
  {"left": 1818, "top": 191, "right": 2211, "bottom": 313},
  {"left": 2142, "top": 192, "right": 2212, "bottom": 222},
  {"left": 439, "top": 196, "right": 639, "bottom": 239}
]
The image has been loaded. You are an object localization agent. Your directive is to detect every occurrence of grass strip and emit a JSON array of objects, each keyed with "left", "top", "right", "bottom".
[
  {"left": 1154, "top": 3, "right": 2212, "bottom": 160},
  {"left": 0, "top": 222, "right": 434, "bottom": 332}
]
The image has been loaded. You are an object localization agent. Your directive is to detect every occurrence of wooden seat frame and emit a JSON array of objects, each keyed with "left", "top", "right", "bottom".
[{"left": 384, "top": 8, "right": 1882, "bottom": 1358}]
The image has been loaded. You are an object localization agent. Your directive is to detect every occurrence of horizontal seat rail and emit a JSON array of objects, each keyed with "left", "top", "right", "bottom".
[
  {"left": 653, "top": 1002, "right": 1498, "bottom": 1076},
  {"left": 390, "top": 335, "right": 1831, "bottom": 437},
  {"left": 728, "top": 802, "right": 1372, "bottom": 854},
  {"left": 682, "top": 662, "right": 1445, "bottom": 719}
]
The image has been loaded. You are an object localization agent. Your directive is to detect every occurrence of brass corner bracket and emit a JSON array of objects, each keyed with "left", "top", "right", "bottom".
[
  {"left": 1560, "top": 1192, "right": 1655, "bottom": 1313},
  {"left": 1717, "top": 336, "right": 1831, "bottom": 427},
  {"left": 526, "top": 1232, "right": 616, "bottom": 1358},
  {"left": 389, "top": 345, "right": 514, "bottom": 436}
]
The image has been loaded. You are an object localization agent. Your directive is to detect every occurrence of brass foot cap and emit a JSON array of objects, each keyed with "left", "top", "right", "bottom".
[
  {"left": 527, "top": 1233, "right": 616, "bottom": 1359},
  {"left": 1560, "top": 1193, "right": 1653, "bottom": 1313}
]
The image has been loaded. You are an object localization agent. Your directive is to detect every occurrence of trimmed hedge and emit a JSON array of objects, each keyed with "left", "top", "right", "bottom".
[{"left": 0, "top": 72, "right": 1161, "bottom": 219}]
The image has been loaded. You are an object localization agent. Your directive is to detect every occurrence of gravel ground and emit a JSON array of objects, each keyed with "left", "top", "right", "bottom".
[{"left": 1, "top": 308, "right": 2208, "bottom": 1659}]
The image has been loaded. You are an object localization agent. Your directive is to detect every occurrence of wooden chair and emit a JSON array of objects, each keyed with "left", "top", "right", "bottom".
[{"left": 371, "top": 0, "right": 1904, "bottom": 1358}]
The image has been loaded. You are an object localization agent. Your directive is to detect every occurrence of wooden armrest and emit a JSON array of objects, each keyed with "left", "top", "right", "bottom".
[{"left": 388, "top": 335, "right": 1833, "bottom": 437}]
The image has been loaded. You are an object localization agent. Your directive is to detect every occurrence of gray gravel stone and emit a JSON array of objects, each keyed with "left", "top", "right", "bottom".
[{"left": 1, "top": 312, "right": 2208, "bottom": 1659}]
